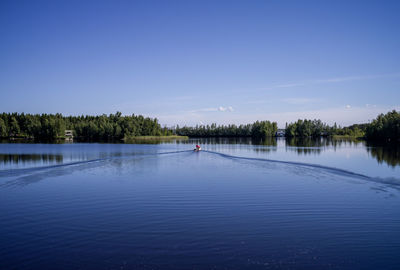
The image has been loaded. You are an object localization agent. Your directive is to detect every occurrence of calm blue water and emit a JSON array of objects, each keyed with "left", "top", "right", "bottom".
[{"left": 1, "top": 139, "right": 400, "bottom": 269}]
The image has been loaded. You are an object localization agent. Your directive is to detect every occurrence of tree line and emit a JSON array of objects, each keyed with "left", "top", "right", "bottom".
[
  {"left": 175, "top": 121, "right": 278, "bottom": 139},
  {"left": 174, "top": 110, "right": 399, "bottom": 142},
  {"left": 284, "top": 119, "right": 366, "bottom": 138},
  {"left": 0, "top": 112, "right": 171, "bottom": 141},
  {"left": 365, "top": 110, "right": 400, "bottom": 141},
  {"left": 1, "top": 110, "right": 399, "bottom": 142},
  {"left": 284, "top": 110, "right": 399, "bottom": 142},
  {"left": 174, "top": 119, "right": 364, "bottom": 139}
]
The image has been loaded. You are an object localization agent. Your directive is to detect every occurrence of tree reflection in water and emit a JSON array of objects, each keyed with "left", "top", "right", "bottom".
[
  {"left": 0, "top": 138, "right": 398, "bottom": 168},
  {"left": 366, "top": 142, "right": 400, "bottom": 167},
  {"left": 0, "top": 154, "right": 63, "bottom": 165}
]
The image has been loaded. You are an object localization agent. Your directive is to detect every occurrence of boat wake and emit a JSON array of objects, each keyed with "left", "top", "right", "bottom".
[
  {"left": 0, "top": 150, "right": 193, "bottom": 178},
  {"left": 202, "top": 150, "right": 400, "bottom": 188},
  {"left": 0, "top": 158, "right": 107, "bottom": 178},
  {"left": 202, "top": 150, "right": 370, "bottom": 179},
  {"left": 0, "top": 148, "right": 399, "bottom": 189}
]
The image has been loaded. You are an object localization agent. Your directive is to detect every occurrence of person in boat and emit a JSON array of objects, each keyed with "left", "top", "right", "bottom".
[{"left": 194, "top": 145, "right": 201, "bottom": 151}]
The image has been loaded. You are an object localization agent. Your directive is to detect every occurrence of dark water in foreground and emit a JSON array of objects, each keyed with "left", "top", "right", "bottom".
[{"left": 0, "top": 138, "right": 400, "bottom": 269}]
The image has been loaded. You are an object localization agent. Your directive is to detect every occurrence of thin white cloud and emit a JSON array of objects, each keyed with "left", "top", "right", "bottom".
[
  {"left": 190, "top": 106, "right": 234, "bottom": 113},
  {"left": 313, "top": 72, "right": 400, "bottom": 84},
  {"left": 218, "top": 106, "right": 234, "bottom": 112},
  {"left": 166, "top": 95, "right": 196, "bottom": 102},
  {"left": 218, "top": 106, "right": 227, "bottom": 112},
  {"left": 245, "top": 100, "right": 271, "bottom": 105},
  {"left": 267, "top": 72, "right": 400, "bottom": 90},
  {"left": 275, "top": 83, "right": 305, "bottom": 88},
  {"left": 345, "top": 105, "right": 351, "bottom": 109},
  {"left": 282, "top": 98, "right": 320, "bottom": 105},
  {"left": 190, "top": 107, "right": 218, "bottom": 113}
]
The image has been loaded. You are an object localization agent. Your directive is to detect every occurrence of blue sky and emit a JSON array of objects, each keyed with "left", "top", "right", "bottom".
[{"left": 1, "top": 0, "right": 399, "bottom": 127}]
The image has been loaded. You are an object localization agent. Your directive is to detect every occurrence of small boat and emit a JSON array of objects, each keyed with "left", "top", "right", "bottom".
[{"left": 194, "top": 145, "right": 201, "bottom": 151}]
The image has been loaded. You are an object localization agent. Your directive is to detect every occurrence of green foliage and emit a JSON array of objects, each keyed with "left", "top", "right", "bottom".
[
  {"left": 175, "top": 121, "right": 277, "bottom": 139},
  {"left": 285, "top": 119, "right": 366, "bottom": 138},
  {"left": 251, "top": 121, "right": 277, "bottom": 139},
  {"left": 365, "top": 110, "right": 400, "bottom": 141},
  {"left": 9, "top": 116, "right": 20, "bottom": 136},
  {"left": 0, "top": 118, "right": 7, "bottom": 137},
  {"left": 285, "top": 119, "right": 330, "bottom": 137},
  {"left": 2, "top": 110, "right": 398, "bottom": 142},
  {"left": 0, "top": 112, "right": 164, "bottom": 141}
]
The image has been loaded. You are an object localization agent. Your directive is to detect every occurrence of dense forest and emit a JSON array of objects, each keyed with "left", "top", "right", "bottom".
[
  {"left": 284, "top": 119, "right": 366, "bottom": 138},
  {"left": 175, "top": 120, "right": 366, "bottom": 139},
  {"left": 284, "top": 110, "right": 399, "bottom": 141},
  {"left": 175, "top": 120, "right": 278, "bottom": 139},
  {"left": 174, "top": 110, "right": 399, "bottom": 141},
  {"left": 365, "top": 110, "right": 400, "bottom": 142},
  {"left": 0, "top": 112, "right": 171, "bottom": 141},
  {"left": 0, "top": 110, "right": 399, "bottom": 142}
]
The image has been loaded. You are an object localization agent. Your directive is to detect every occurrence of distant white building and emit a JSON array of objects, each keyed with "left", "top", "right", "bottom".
[
  {"left": 276, "top": 130, "right": 285, "bottom": 137},
  {"left": 65, "top": 130, "right": 74, "bottom": 141}
]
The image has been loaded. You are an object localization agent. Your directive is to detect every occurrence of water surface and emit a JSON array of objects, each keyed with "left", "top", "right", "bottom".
[{"left": 0, "top": 138, "right": 399, "bottom": 269}]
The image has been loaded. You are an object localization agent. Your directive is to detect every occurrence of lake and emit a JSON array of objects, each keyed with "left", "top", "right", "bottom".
[{"left": 0, "top": 138, "right": 400, "bottom": 269}]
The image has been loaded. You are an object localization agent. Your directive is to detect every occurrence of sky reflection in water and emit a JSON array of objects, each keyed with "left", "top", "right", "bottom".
[{"left": 0, "top": 139, "right": 400, "bottom": 270}]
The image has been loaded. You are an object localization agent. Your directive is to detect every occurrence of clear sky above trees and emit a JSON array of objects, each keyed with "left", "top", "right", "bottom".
[{"left": 1, "top": 0, "right": 399, "bottom": 127}]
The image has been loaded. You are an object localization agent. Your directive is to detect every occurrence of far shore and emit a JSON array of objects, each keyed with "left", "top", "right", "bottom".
[{"left": 123, "top": 135, "right": 189, "bottom": 143}]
